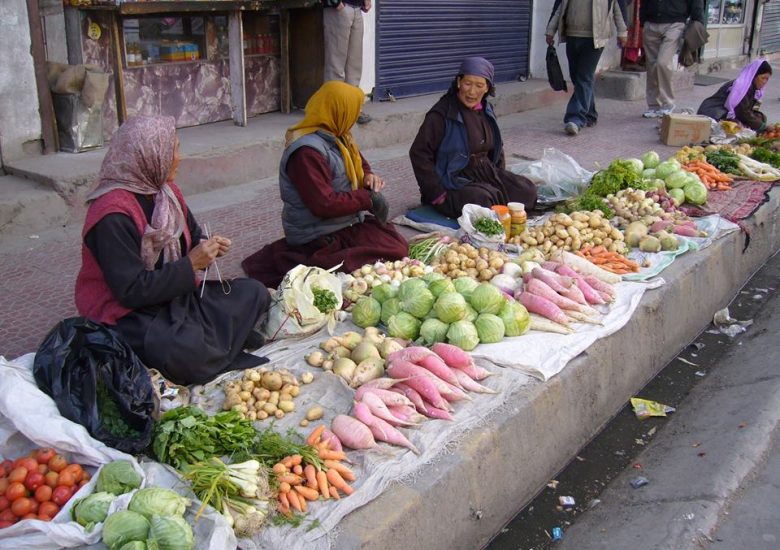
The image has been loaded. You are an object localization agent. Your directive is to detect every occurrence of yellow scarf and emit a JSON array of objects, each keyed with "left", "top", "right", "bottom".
[{"left": 285, "top": 81, "right": 365, "bottom": 190}]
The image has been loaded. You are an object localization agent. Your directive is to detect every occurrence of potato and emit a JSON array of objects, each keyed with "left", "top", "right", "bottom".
[
  {"left": 306, "top": 406, "right": 324, "bottom": 421},
  {"left": 278, "top": 400, "right": 296, "bottom": 413},
  {"left": 274, "top": 410, "right": 285, "bottom": 420},
  {"left": 289, "top": 385, "right": 301, "bottom": 397},
  {"left": 241, "top": 381, "right": 255, "bottom": 392},
  {"left": 238, "top": 390, "right": 251, "bottom": 401},
  {"left": 268, "top": 391, "right": 280, "bottom": 406},
  {"left": 300, "top": 419, "right": 310, "bottom": 427},
  {"left": 262, "top": 403, "right": 278, "bottom": 414}
]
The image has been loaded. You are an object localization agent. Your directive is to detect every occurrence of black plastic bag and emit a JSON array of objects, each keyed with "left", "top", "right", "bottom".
[
  {"left": 33, "top": 317, "right": 155, "bottom": 454},
  {"left": 547, "top": 45, "right": 568, "bottom": 92}
]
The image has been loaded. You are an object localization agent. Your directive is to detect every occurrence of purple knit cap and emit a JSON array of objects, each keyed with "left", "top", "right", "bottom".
[{"left": 459, "top": 57, "right": 495, "bottom": 86}]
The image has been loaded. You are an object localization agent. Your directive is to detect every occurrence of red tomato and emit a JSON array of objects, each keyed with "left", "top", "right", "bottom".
[
  {"left": 0, "top": 461, "right": 12, "bottom": 473},
  {"left": 38, "top": 501, "right": 59, "bottom": 519},
  {"left": 11, "top": 497, "right": 33, "bottom": 517},
  {"left": 0, "top": 478, "right": 8, "bottom": 494},
  {"left": 47, "top": 455, "right": 67, "bottom": 473},
  {"left": 8, "top": 467, "right": 27, "bottom": 484},
  {"left": 28, "top": 500, "right": 38, "bottom": 514},
  {"left": 34, "top": 449, "right": 55, "bottom": 465},
  {"left": 24, "top": 472, "right": 45, "bottom": 492},
  {"left": 44, "top": 471, "right": 58, "bottom": 489},
  {"left": 0, "top": 520, "right": 14, "bottom": 528},
  {"left": 13, "top": 458, "right": 38, "bottom": 473},
  {"left": 21, "top": 513, "right": 37, "bottom": 520},
  {"left": 0, "top": 509, "right": 16, "bottom": 523},
  {"left": 56, "top": 471, "right": 76, "bottom": 488},
  {"left": 61, "top": 464, "right": 84, "bottom": 483},
  {"left": 51, "top": 486, "right": 72, "bottom": 507},
  {"left": 36, "top": 464, "right": 48, "bottom": 475},
  {"left": 34, "top": 485, "right": 52, "bottom": 503},
  {"left": 5, "top": 482, "right": 26, "bottom": 502},
  {"left": 0, "top": 497, "right": 8, "bottom": 512}
]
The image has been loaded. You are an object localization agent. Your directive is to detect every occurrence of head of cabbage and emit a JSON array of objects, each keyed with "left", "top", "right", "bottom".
[
  {"left": 641, "top": 151, "right": 660, "bottom": 169},
  {"left": 452, "top": 277, "right": 479, "bottom": 299},
  {"left": 380, "top": 297, "right": 401, "bottom": 325},
  {"left": 464, "top": 303, "right": 479, "bottom": 323},
  {"left": 498, "top": 300, "right": 530, "bottom": 337},
  {"left": 72, "top": 491, "right": 115, "bottom": 531},
  {"left": 655, "top": 160, "right": 679, "bottom": 180},
  {"left": 147, "top": 515, "right": 194, "bottom": 550},
  {"left": 398, "top": 278, "right": 428, "bottom": 302},
  {"left": 434, "top": 292, "right": 467, "bottom": 323},
  {"left": 352, "top": 296, "right": 382, "bottom": 327},
  {"left": 428, "top": 277, "right": 455, "bottom": 298},
  {"left": 388, "top": 312, "right": 422, "bottom": 340},
  {"left": 683, "top": 181, "right": 708, "bottom": 205},
  {"left": 468, "top": 282, "right": 505, "bottom": 315},
  {"left": 422, "top": 272, "right": 445, "bottom": 284},
  {"left": 446, "top": 320, "right": 480, "bottom": 351},
  {"left": 128, "top": 487, "right": 190, "bottom": 519},
  {"left": 419, "top": 318, "right": 450, "bottom": 345},
  {"left": 96, "top": 460, "right": 142, "bottom": 496},
  {"left": 400, "top": 286, "right": 435, "bottom": 319},
  {"left": 102, "top": 510, "right": 150, "bottom": 550},
  {"left": 371, "top": 283, "right": 397, "bottom": 304},
  {"left": 665, "top": 170, "right": 688, "bottom": 190},
  {"left": 474, "top": 313, "right": 505, "bottom": 343}
]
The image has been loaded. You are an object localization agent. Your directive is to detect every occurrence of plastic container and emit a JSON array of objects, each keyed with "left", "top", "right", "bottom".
[
  {"left": 508, "top": 202, "right": 527, "bottom": 237},
  {"left": 491, "top": 205, "right": 512, "bottom": 241}
]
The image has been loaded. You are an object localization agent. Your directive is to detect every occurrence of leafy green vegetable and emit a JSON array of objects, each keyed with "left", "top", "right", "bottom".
[
  {"left": 419, "top": 318, "right": 450, "bottom": 345},
  {"left": 253, "top": 425, "right": 323, "bottom": 470},
  {"left": 96, "top": 461, "right": 142, "bottom": 496},
  {"left": 498, "top": 299, "right": 530, "bottom": 337},
  {"left": 387, "top": 312, "right": 422, "bottom": 340},
  {"left": 705, "top": 149, "right": 741, "bottom": 174},
  {"left": 312, "top": 287, "right": 338, "bottom": 313},
  {"left": 473, "top": 217, "right": 505, "bottom": 236},
  {"left": 446, "top": 320, "right": 480, "bottom": 351},
  {"left": 97, "top": 377, "right": 140, "bottom": 439},
  {"left": 352, "top": 296, "right": 382, "bottom": 327},
  {"left": 72, "top": 492, "right": 115, "bottom": 531},
  {"left": 147, "top": 515, "right": 194, "bottom": 550},
  {"left": 102, "top": 510, "right": 150, "bottom": 550},
  {"left": 589, "top": 159, "right": 647, "bottom": 197},
  {"left": 468, "top": 283, "right": 505, "bottom": 315},
  {"left": 557, "top": 195, "right": 614, "bottom": 218},
  {"left": 474, "top": 313, "right": 505, "bottom": 343},
  {"left": 152, "top": 406, "right": 258, "bottom": 470},
  {"left": 128, "top": 488, "right": 189, "bottom": 519},
  {"left": 750, "top": 146, "right": 780, "bottom": 169}
]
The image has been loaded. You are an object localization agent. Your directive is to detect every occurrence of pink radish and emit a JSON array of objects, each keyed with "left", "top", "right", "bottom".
[
  {"left": 526, "top": 278, "right": 598, "bottom": 315},
  {"left": 387, "top": 405, "right": 426, "bottom": 424},
  {"left": 555, "top": 264, "right": 606, "bottom": 305},
  {"left": 531, "top": 267, "right": 574, "bottom": 292},
  {"left": 321, "top": 428, "right": 343, "bottom": 452},
  {"left": 566, "top": 310, "right": 602, "bottom": 325},
  {"left": 355, "top": 386, "right": 415, "bottom": 408},
  {"left": 417, "top": 354, "right": 463, "bottom": 388},
  {"left": 354, "top": 402, "right": 420, "bottom": 454},
  {"left": 542, "top": 261, "right": 561, "bottom": 271},
  {"left": 389, "top": 359, "right": 471, "bottom": 402},
  {"left": 560, "top": 283, "right": 588, "bottom": 305},
  {"left": 583, "top": 276, "right": 616, "bottom": 301},
  {"left": 358, "top": 377, "right": 407, "bottom": 391},
  {"left": 518, "top": 292, "right": 570, "bottom": 325},
  {"left": 452, "top": 368, "right": 498, "bottom": 394},
  {"left": 386, "top": 360, "right": 451, "bottom": 410},
  {"left": 360, "top": 392, "right": 417, "bottom": 426},
  {"left": 330, "top": 414, "right": 377, "bottom": 450},
  {"left": 431, "top": 343, "right": 493, "bottom": 380},
  {"left": 390, "top": 383, "right": 430, "bottom": 414},
  {"left": 421, "top": 403, "right": 455, "bottom": 421},
  {"left": 388, "top": 346, "right": 433, "bottom": 365},
  {"left": 672, "top": 224, "right": 699, "bottom": 237}
]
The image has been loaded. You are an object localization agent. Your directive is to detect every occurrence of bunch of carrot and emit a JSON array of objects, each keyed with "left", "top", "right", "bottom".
[
  {"left": 576, "top": 245, "right": 640, "bottom": 274},
  {"left": 683, "top": 160, "right": 733, "bottom": 191},
  {"left": 273, "top": 425, "right": 356, "bottom": 517}
]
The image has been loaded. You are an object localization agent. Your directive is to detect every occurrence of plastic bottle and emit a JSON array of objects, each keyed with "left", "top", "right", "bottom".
[
  {"left": 508, "top": 202, "right": 527, "bottom": 237},
  {"left": 490, "top": 205, "right": 512, "bottom": 241}
]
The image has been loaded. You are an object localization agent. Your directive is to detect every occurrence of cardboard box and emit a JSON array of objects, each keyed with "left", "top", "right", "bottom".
[{"left": 660, "top": 114, "right": 711, "bottom": 146}]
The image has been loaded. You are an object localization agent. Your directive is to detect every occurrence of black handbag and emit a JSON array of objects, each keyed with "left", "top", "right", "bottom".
[{"left": 546, "top": 45, "right": 568, "bottom": 92}]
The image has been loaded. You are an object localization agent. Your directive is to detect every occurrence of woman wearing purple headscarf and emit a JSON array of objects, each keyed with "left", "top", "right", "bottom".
[
  {"left": 75, "top": 116, "right": 270, "bottom": 386},
  {"left": 409, "top": 57, "right": 537, "bottom": 219},
  {"left": 698, "top": 60, "right": 772, "bottom": 132}
]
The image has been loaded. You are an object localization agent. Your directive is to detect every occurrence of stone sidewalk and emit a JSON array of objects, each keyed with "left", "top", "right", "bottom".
[{"left": 0, "top": 66, "right": 772, "bottom": 359}]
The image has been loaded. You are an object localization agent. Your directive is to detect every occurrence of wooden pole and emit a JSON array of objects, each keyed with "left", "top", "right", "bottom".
[
  {"left": 228, "top": 10, "right": 247, "bottom": 126},
  {"left": 109, "top": 11, "right": 128, "bottom": 124},
  {"left": 26, "top": 0, "right": 58, "bottom": 154}
]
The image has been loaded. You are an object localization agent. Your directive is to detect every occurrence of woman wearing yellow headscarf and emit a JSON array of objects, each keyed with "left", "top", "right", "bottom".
[{"left": 242, "top": 81, "right": 407, "bottom": 288}]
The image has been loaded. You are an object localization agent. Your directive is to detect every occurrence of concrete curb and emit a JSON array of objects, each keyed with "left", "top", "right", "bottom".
[{"left": 330, "top": 190, "right": 780, "bottom": 549}]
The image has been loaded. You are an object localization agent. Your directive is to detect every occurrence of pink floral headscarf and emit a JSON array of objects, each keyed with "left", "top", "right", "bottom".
[{"left": 87, "top": 115, "right": 185, "bottom": 270}]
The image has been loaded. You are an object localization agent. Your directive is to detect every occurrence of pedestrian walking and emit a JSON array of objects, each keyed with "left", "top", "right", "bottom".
[
  {"left": 322, "top": 0, "right": 372, "bottom": 124},
  {"left": 546, "top": 0, "right": 628, "bottom": 136},
  {"left": 640, "top": 0, "right": 704, "bottom": 118}
]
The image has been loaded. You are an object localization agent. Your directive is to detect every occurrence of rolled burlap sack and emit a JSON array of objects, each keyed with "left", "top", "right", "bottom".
[
  {"left": 53, "top": 65, "right": 87, "bottom": 95},
  {"left": 81, "top": 69, "right": 110, "bottom": 108}
]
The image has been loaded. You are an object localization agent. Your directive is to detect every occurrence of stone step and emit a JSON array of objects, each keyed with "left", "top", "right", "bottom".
[
  {"left": 595, "top": 69, "right": 695, "bottom": 101},
  {"left": 0, "top": 174, "right": 70, "bottom": 237}
]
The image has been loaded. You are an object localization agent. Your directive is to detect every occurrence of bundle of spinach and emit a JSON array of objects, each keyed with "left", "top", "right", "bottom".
[
  {"left": 312, "top": 287, "right": 338, "bottom": 313},
  {"left": 473, "top": 217, "right": 505, "bottom": 236},
  {"left": 705, "top": 149, "right": 741, "bottom": 174},
  {"left": 96, "top": 377, "right": 140, "bottom": 439},
  {"left": 152, "top": 406, "right": 258, "bottom": 470}
]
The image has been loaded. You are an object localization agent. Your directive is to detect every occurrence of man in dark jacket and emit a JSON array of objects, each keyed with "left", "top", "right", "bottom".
[{"left": 640, "top": 0, "right": 704, "bottom": 118}]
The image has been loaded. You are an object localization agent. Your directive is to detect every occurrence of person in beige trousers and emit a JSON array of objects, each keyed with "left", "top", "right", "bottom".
[{"left": 323, "top": 0, "right": 372, "bottom": 123}]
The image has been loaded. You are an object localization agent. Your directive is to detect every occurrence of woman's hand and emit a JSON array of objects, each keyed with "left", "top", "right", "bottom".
[
  {"left": 363, "top": 173, "right": 385, "bottom": 192},
  {"left": 213, "top": 235, "right": 232, "bottom": 257},
  {"left": 188, "top": 238, "right": 222, "bottom": 271},
  {"left": 546, "top": 34, "right": 554, "bottom": 46}
]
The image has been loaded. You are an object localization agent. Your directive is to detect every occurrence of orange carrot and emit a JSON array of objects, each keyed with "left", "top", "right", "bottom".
[
  {"left": 324, "top": 460, "right": 356, "bottom": 481},
  {"left": 316, "top": 470, "right": 330, "bottom": 499},
  {"left": 279, "top": 481, "right": 291, "bottom": 493},
  {"left": 281, "top": 456, "right": 294, "bottom": 469},
  {"left": 299, "top": 493, "right": 308, "bottom": 513},
  {"left": 277, "top": 473, "right": 303, "bottom": 486},
  {"left": 272, "top": 463, "right": 287, "bottom": 474},
  {"left": 326, "top": 468, "right": 354, "bottom": 496},
  {"left": 294, "top": 485, "right": 320, "bottom": 501},
  {"left": 329, "top": 485, "right": 341, "bottom": 500},
  {"left": 287, "top": 489, "right": 303, "bottom": 512},
  {"left": 307, "top": 425, "right": 325, "bottom": 446},
  {"left": 304, "top": 464, "right": 318, "bottom": 489},
  {"left": 293, "top": 464, "right": 303, "bottom": 475},
  {"left": 319, "top": 449, "right": 348, "bottom": 461},
  {"left": 277, "top": 496, "right": 291, "bottom": 517},
  {"left": 289, "top": 454, "right": 303, "bottom": 466}
]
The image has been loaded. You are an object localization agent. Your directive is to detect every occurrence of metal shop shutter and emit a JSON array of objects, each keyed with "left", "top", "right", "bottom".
[
  {"left": 760, "top": 1, "right": 780, "bottom": 54},
  {"left": 375, "top": 0, "right": 532, "bottom": 100}
]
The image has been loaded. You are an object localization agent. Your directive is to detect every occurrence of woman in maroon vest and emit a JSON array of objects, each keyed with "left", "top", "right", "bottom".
[{"left": 75, "top": 116, "right": 269, "bottom": 385}]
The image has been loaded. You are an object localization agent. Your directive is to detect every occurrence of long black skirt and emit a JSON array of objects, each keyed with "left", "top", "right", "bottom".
[{"left": 115, "top": 278, "right": 270, "bottom": 385}]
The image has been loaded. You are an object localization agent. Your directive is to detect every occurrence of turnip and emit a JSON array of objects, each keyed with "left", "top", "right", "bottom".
[
  {"left": 330, "top": 414, "right": 377, "bottom": 450},
  {"left": 420, "top": 403, "right": 455, "bottom": 421}
]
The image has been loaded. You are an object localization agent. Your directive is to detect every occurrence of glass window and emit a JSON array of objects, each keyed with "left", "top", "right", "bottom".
[
  {"left": 707, "top": 0, "right": 723, "bottom": 25},
  {"left": 123, "top": 15, "right": 206, "bottom": 67},
  {"left": 721, "top": 0, "right": 745, "bottom": 24}
]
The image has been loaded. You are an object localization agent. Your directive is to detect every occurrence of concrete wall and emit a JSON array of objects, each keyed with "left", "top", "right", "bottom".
[
  {"left": 40, "top": 0, "right": 68, "bottom": 64},
  {"left": 0, "top": 0, "right": 42, "bottom": 162}
]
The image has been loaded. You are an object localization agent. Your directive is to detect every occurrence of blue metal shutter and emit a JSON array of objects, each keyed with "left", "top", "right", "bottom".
[
  {"left": 375, "top": 0, "right": 532, "bottom": 100},
  {"left": 760, "top": 1, "right": 780, "bottom": 54}
]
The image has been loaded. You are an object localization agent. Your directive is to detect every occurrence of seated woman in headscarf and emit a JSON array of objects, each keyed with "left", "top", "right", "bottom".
[
  {"left": 698, "top": 59, "right": 772, "bottom": 132},
  {"left": 409, "top": 57, "right": 538, "bottom": 219},
  {"left": 75, "top": 115, "right": 270, "bottom": 386},
  {"left": 241, "top": 81, "right": 408, "bottom": 289}
]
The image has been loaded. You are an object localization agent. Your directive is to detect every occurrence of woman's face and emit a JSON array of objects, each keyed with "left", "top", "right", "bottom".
[
  {"left": 457, "top": 75, "right": 489, "bottom": 109},
  {"left": 754, "top": 72, "right": 771, "bottom": 90},
  {"left": 167, "top": 137, "right": 181, "bottom": 181}
]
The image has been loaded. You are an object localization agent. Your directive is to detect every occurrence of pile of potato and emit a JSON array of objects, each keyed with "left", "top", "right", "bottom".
[
  {"left": 430, "top": 243, "right": 510, "bottom": 281},
  {"left": 510, "top": 211, "right": 626, "bottom": 256},
  {"left": 222, "top": 367, "right": 313, "bottom": 422}
]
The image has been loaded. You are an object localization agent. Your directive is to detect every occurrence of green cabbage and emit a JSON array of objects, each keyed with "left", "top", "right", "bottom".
[
  {"left": 147, "top": 515, "right": 194, "bottom": 550},
  {"left": 72, "top": 491, "right": 114, "bottom": 531},
  {"left": 498, "top": 300, "right": 530, "bottom": 337},
  {"left": 446, "top": 320, "right": 480, "bottom": 351},
  {"left": 624, "top": 158, "right": 645, "bottom": 176},
  {"left": 118, "top": 543, "right": 147, "bottom": 550},
  {"left": 452, "top": 277, "right": 479, "bottom": 299},
  {"left": 642, "top": 168, "right": 656, "bottom": 180},
  {"left": 468, "top": 283, "right": 505, "bottom": 315},
  {"left": 422, "top": 272, "right": 446, "bottom": 284},
  {"left": 655, "top": 160, "right": 679, "bottom": 179},
  {"left": 683, "top": 181, "right": 708, "bottom": 205},
  {"left": 102, "top": 510, "right": 150, "bottom": 550},
  {"left": 665, "top": 170, "right": 688, "bottom": 189},
  {"left": 428, "top": 277, "right": 456, "bottom": 298},
  {"left": 398, "top": 278, "right": 427, "bottom": 302},
  {"left": 352, "top": 296, "right": 382, "bottom": 327},
  {"left": 641, "top": 151, "right": 660, "bottom": 169},
  {"left": 380, "top": 297, "right": 401, "bottom": 325},
  {"left": 400, "top": 286, "right": 435, "bottom": 319},
  {"left": 474, "top": 313, "right": 505, "bottom": 343},
  {"left": 128, "top": 488, "right": 189, "bottom": 519},
  {"left": 96, "top": 460, "right": 143, "bottom": 496},
  {"left": 464, "top": 303, "right": 478, "bottom": 323},
  {"left": 371, "top": 283, "right": 397, "bottom": 304},
  {"left": 433, "top": 292, "right": 467, "bottom": 323},
  {"left": 419, "top": 318, "right": 450, "bottom": 345},
  {"left": 668, "top": 188, "right": 685, "bottom": 206},
  {"left": 388, "top": 312, "right": 421, "bottom": 340}
]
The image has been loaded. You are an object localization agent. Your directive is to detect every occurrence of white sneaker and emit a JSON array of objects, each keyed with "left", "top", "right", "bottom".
[
  {"left": 564, "top": 122, "right": 579, "bottom": 135},
  {"left": 642, "top": 109, "right": 661, "bottom": 118},
  {"left": 658, "top": 107, "right": 675, "bottom": 117}
]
